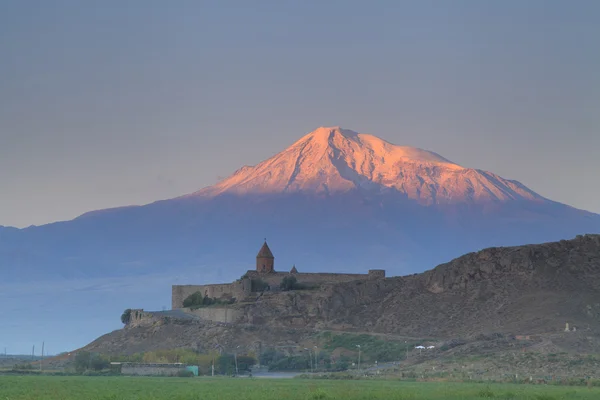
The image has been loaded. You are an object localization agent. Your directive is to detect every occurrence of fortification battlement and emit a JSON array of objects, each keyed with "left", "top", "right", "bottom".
[{"left": 171, "top": 241, "right": 386, "bottom": 309}]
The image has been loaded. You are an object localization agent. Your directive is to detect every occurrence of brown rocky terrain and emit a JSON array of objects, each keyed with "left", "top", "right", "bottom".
[
  {"left": 59, "top": 234, "right": 599, "bottom": 372},
  {"left": 241, "top": 234, "right": 600, "bottom": 339}
]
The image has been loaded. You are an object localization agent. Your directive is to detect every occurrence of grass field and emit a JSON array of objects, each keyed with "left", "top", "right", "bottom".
[{"left": 1, "top": 376, "right": 599, "bottom": 400}]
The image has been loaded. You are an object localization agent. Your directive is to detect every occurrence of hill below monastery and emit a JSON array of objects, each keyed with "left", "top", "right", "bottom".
[{"left": 80, "top": 234, "right": 600, "bottom": 358}]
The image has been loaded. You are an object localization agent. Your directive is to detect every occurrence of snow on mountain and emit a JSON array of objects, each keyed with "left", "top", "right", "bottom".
[{"left": 189, "top": 126, "right": 543, "bottom": 205}]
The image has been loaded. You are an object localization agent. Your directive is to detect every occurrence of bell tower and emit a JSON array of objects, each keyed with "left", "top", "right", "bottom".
[{"left": 256, "top": 240, "right": 275, "bottom": 273}]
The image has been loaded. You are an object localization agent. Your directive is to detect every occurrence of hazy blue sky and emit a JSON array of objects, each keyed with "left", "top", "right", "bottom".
[{"left": 1, "top": 0, "right": 599, "bottom": 228}]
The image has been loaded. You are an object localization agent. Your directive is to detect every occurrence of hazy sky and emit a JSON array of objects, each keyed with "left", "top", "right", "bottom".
[{"left": 1, "top": 0, "right": 599, "bottom": 228}]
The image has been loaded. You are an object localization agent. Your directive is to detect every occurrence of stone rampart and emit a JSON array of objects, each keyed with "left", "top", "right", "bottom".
[
  {"left": 244, "top": 269, "right": 386, "bottom": 288},
  {"left": 172, "top": 280, "right": 251, "bottom": 309},
  {"left": 172, "top": 269, "right": 385, "bottom": 309},
  {"left": 185, "top": 307, "right": 243, "bottom": 323},
  {"left": 127, "top": 309, "right": 156, "bottom": 327}
]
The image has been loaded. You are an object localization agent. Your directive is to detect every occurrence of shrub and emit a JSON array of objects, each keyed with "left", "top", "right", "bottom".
[
  {"left": 251, "top": 278, "right": 269, "bottom": 292},
  {"left": 120, "top": 309, "right": 132, "bottom": 325},
  {"left": 280, "top": 276, "right": 298, "bottom": 291},
  {"left": 236, "top": 355, "right": 257, "bottom": 372},
  {"left": 269, "top": 355, "right": 310, "bottom": 371},
  {"left": 12, "top": 363, "right": 34, "bottom": 370},
  {"left": 74, "top": 352, "right": 109, "bottom": 373},
  {"left": 183, "top": 291, "right": 204, "bottom": 307},
  {"left": 183, "top": 292, "right": 235, "bottom": 308}
]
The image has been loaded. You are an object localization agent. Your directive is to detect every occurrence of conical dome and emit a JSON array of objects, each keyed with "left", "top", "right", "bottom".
[
  {"left": 256, "top": 241, "right": 274, "bottom": 259},
  {"left": 256, "top": 241, "right": 275, "bottom": 273}
]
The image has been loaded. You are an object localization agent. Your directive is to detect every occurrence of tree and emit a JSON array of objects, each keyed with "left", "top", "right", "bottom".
[
  {"left": 251, "top": 278, "right": 269, "bottom": 292},
  {"left": 121, "top": 309, "right": 132, "bottom": 325},
  {"left": 216, "top": 354, "right": 235, "bottom": 375},
  {"left": 280, "top": 276, "right": 298, "bottom": 291},
  {"left": 183, "top": 291, "right": 204, "bottom": 307},
  {"left": 236, "top": 355, "right": 257, "bottom": 372},
  {"left": 74, "top": 352, "right": 109, "bottom": 373}
]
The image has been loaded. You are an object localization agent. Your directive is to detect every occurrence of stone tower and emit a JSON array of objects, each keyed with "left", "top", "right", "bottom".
[{"left": 256, "top": 241, "right": 275, "bottom": 273}]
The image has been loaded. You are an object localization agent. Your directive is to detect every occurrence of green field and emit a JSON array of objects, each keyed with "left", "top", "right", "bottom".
[{"left": 1, "top": 376, "right": 599, "bottom": 400}]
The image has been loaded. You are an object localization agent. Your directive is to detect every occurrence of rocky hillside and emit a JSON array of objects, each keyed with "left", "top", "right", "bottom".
[
  {"left": 242, "top": 234, "right": 600, "bottom": 338},
  {"left": 79, "top": 235, "right": 600, "bottom": 357}
]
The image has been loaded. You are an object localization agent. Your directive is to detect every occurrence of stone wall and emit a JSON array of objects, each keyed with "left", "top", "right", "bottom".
[
  {"left": 127, "top": 309, "right": 156, "bottom": 327},
  {"left": 172, "top": 269, "right": 386, "bottom": 309},
  {"left": 185, "top": 307, "right": 243, "bottom": 323},
  {"left": 244, "top": 269, "right": 386, "bottom": 288},
  {"left": 171, "top": 280, "right": 251, "bottom": 309},
  {"left": 120, "top": 363, "right": 187, "bottom": 376}
]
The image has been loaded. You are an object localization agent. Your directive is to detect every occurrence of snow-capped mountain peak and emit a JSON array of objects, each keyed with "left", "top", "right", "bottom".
[{"left": 189, "top": 127, "right": 543, "bottom": 205}]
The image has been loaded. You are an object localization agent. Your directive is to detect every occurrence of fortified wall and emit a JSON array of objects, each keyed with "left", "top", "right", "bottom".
[
  {"left": 127, "top": 309, "right": 158, "bottom": 327},
  {"left": 171, "top": 241, "right": 386, "bottom": 309},
  {"left": 171, "top": 280, "right": 251, "bottom": 310},
  {"left": 243, "top": 269, "right": 385, "bottom": 288}
]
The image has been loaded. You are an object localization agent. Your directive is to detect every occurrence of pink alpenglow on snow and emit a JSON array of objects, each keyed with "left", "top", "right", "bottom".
[{"left": 188, "top": 126, "right": 543, "bottom": 205}]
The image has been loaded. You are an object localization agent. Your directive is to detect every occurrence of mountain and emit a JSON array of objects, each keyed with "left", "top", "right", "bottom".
[
  {"left": 1, "top": 126, "right": 599, "bottom": 353},
  {"left": 192, "top": 127, "right": 542, "bottom": 206},
  {"left": 2, "top": 126, "right": 599, "bottom": 279}
]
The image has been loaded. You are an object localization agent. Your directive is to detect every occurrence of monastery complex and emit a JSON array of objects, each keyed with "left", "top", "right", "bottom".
[{"left": 172, "top": 241, "right": 385, "bottom": 309}]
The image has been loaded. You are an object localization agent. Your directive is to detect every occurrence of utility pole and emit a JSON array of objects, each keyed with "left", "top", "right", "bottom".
[
  {"left": 32, "top": 345, "right": 35, "bottom": 361},
  {"left": 405, "top": 341, "right": 408, "bottom": 361},
  {"left": 234, "top": 346, "right": 240, "bottom": 376},
  {"left": 304, "top": 348, "right": 313, "bottom": 373},
  {"left": 313, "top": 346, "right": 318, "bottom": 371},
  {"left": 356, "top": 345, "right": 361, "bottom": 374},
  {"left": 40, "top": 342, "right": 44, "bottom": 372}
]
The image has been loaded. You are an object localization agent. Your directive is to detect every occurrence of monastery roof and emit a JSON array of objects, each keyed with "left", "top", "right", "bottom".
[{"left": 256, "top": 241, "right": 274, "bottom": 259}]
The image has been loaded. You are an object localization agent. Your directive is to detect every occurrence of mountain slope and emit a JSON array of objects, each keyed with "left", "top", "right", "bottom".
[
  {"left": 191, "top": 127, "right": 544, "bottom": 206},
  {"left": 2, "top": 126, "right": 598, "bottom": 279}
]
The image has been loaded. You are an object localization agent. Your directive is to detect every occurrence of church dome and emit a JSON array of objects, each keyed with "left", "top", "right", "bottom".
[{"left": 256, "top": 241, "right": 274, "bottom": 259}]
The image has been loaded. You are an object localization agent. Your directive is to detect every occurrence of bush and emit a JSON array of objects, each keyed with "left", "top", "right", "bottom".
[
  {"left": 280, "top": 276, "right": 297, "bottom": 291},
  {"left": 251, "top": 278, "right": 269, "bottom": 292},
  {"left": 269, "top": 355, "right": 310, "bottom": 371},
  {"left": 183, "top": 291, "right": 204, "bottom": 307},
  {"left": 74, "top": 352, "right": 109, "bottom": 373},
  {"left": 236, "top": 355, "right": 257, "bottom": 372},
  {"left": 121, "top": 309, "right": 131, "bottom": 325},
  {"left": 12, "top": 363, "right": 34, "bottom": 370},
  {"left": 177, "top": 370, "right": 195, "bottom": 377},
  {"left": 183, "top": 292, "right": 235, "bottom": 308}
]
